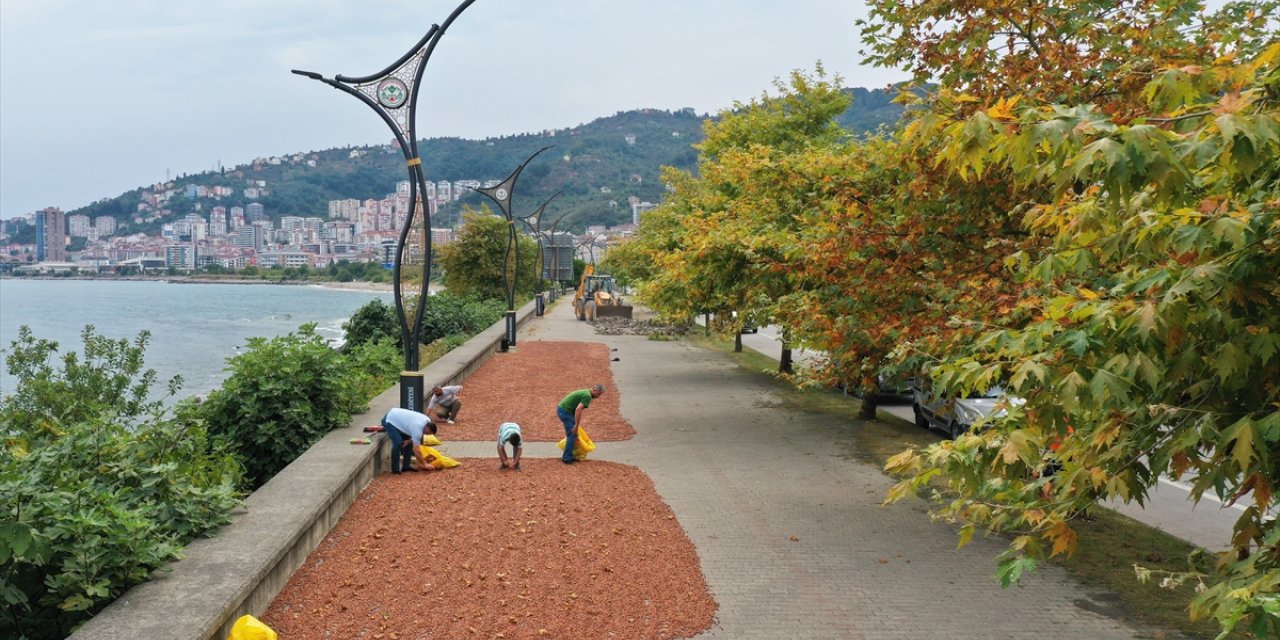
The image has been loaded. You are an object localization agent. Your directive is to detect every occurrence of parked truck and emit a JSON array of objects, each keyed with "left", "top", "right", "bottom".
[{"left": 573, "top": 265, "right": 633, "bottom": 321}]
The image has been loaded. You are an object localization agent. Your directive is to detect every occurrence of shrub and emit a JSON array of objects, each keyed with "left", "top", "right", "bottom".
[
  {"left": 343, "top": 294, "right": 506, "bottom": 355},
  {"left": 1, "top": 325, "right": 172, "bottom": 434},
  {"left": 0, "top": 327, "right": 243, "bottom": 640},
  {"left": 342, "top": 299, "right": 402, "bottom": 351},
  {"left": 201, "top": 325, "right": 365, "bottom": 489},
  {"left": 343, "top": 338, "right": 401, "bottom": 405},
  {"left": 420, "top": 293, "right": 506, "bottom": 344}
]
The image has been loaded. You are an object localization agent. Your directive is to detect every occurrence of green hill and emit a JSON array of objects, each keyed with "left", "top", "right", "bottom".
[{"left": 67, "top": 88, "right": 903, "bottom": 236}]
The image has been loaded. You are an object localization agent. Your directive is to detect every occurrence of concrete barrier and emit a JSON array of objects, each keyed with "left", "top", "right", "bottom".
[{"left": 69, "top": 297, "right": 541, "bottom": 640}]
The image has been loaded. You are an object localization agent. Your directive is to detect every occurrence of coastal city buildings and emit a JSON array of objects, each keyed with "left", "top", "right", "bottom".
[
  {"left": 35, "top": 207, "right": 66, "bottom": 262},
  {"left": 2, "top": 168, "right": 639, "bottom": 275}
]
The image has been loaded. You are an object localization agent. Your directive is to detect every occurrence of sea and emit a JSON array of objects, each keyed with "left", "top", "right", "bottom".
[{"left": 0, "top": 278, "right": 392, "bottom": 401}]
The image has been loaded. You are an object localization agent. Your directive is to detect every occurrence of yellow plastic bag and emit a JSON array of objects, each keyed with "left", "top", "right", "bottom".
[
  {"left": 417, "top": 445, "right": 460, "bottom": 469},
  {"left": 423, "top": 434, "right": 443, "bottom": 446},
  {"left": 228, "top": 614, "right": 277, "bottom": 640},
  {"left": 557, "top": 426, "right": 596, "bottom": 460}
]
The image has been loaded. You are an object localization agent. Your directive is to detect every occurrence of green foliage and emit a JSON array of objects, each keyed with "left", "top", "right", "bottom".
[
  {"left": 0, "top": 325, "right": 179, "bottom": 438},
  {"left": 200, "top": 325, "right": 364, "bottom": 489},
  {"left": 326, "top": 260, "right": 390, "bottom": 284},
  {"left": 343, "top": 293, "right": 506, "bottom": 358},
  {"left": 341, "top": 339, "right": 401, "bottom": 408},
  {"left": 342, "top": 299, "right": 402, "bottom": 351},
  {"left": 875, "top": 20, "right": 1280, "bottom": 640},
  {"left": 419, "top": 292, "right": 506, "bottom": 346},
  {"left": 0, "top": 327, "right": 242, "bottom": 639},
  {"left": 64, "top": 101, "right": 903, "bottom": 240},
  {"left": 439, "top": 210, "right": 539, "bottom": 302},
  {"left": 628, "top": 67, "right": 854, "bottom": 337}
]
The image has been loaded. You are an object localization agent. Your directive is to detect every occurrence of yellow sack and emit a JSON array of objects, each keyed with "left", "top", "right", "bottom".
[
  {"left": 228, "top": 614, "right": 277, "bottom": 640},
  {"left": 417, "top": 445, "right": 460, "bottom": 469},
  {"left": 423, "top": 434, "right": 443, "bottom": 446},
  {"left": 557, "top": 426, "right": 596, "bottom": 460}
]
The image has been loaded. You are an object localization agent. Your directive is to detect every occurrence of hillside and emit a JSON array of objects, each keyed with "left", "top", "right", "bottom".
[{"left": 65, "top": 88, "right": 904, "bottom": 237}]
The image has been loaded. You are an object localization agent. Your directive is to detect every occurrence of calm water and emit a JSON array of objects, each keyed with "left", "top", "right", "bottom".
[{"left": 0, "top": 279, "right": 391, "bottom": 400}]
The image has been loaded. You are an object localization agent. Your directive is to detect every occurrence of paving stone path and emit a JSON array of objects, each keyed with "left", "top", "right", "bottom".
[{"left": 442, "top": 301, "right": 1175, "bottom": 640}]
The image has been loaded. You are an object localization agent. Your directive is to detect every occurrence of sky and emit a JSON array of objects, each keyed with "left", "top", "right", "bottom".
[{"left": 0, "top": 0, "right": 908, "bottom": 219}]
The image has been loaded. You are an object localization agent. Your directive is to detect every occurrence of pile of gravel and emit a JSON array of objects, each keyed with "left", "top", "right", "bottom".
[{"left": 592, "top": 316, "right": 694, "bottom": 336}]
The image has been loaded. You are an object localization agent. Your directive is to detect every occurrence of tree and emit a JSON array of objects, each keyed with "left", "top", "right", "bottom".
[
  {"left": 628, "top": 68, "right": 853, "bottom": 364},
  {"left": 858, "top": 0, "right": 1278, "bottom": 116},
  {"left": 438, "top": 209, "right": 538, "bottom": 301},
  {"left": 858, "top": 1, "right": 1280, "bottom": 633}
]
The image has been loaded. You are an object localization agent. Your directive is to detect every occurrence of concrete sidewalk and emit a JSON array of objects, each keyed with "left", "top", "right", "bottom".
[
  {"left": 445, "top": 302, "right": 1176, "bottom": 640},
  {"left": 732, "top": 324, "right": 1240, "bottom": 554}
]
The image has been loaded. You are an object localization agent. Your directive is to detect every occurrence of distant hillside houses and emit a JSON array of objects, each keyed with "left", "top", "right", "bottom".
[{"left": 0, "top": 175, "right": 642, "bottom": 276}]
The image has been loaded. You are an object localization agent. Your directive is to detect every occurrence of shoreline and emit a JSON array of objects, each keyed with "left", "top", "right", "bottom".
[{"left": 0, "top": 274, "right": 396, "bottom": 293}]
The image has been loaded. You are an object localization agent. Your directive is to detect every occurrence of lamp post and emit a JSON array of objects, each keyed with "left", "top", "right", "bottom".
[
  {"left": 474, "top": 146, "right": 552, "bottom": 349},
  {"left": 519, "top": 191, "right": 562, "bottom": 316},
  {"left": 292, "top": 0, "right": 475, "bottom": 411},
  {"left": 543, "top": 212, "right": 569, "bottom": 301},
  {"left": 577, "top": 230, "right": 604, "bottom": 266}
]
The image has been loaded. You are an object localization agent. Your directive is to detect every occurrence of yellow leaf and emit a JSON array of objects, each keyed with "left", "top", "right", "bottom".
[
  {"left": 884, "top": 449, "right": 919, "bottom": 474},
  {"left": 1249, "top": 42, "right": 1280, "bottom": 73},
  {"left": 999, "top": 430, "right": 1037, "bottom": 465},
  {"left": 883, "top": 481, "right": 914, "bottom": 505},
  {"left": 1048, "top": 521, "right": 1077, "bottom": 557}
]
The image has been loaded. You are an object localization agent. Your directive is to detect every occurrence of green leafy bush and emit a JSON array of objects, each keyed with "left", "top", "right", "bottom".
[
  {"left": 420, "top": 293, "right": 506, "bottom": 345},
  {"left": 201, "top": 324, "right": 365, "bottom": 489},
  {"left": 1, "top": 326, "right": 171, "bottom": 432},
  {"left": 342, "top": 299, "right": 402, "bottom": 351},
  {"left": 0, "top": 326, "right": 243, "bottom": 640},
  {"left": 342, "top": 338, "right": 401, "bottom": 406},
  {"left": 343, "top": 293, "right": 506, "bottom": 354}
]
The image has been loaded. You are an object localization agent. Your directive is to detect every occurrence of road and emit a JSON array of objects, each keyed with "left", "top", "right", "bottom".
[{"left": 733, "top": 323, "right": 1241, "bottom": 552}]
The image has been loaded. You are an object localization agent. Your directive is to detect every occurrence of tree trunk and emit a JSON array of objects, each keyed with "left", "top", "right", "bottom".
[
  {"left": 703, "top": 312, "right": 711, "bottom": 336},
  {"left": 859, "top": 390, "right": 878, "bottom": 420},
  {"left": 734, "top": 331, "right": 743, "bottom": 352},
  {"left": 778, "top": 327, "right": 795, "bottom": 373}
]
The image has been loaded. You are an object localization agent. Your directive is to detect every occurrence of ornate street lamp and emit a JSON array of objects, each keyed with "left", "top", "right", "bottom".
[
  {"left": 474, "top": 146, "right": 551, "bottom": 349},
  {"left": 543, "top": 211, "right": 570, "bottom": 302},
  {"left": 519, "top": 191, "right": 562, "bottom": 316},
  {"left": 291, "top": 0, "right": 474, "bottom": 412},
  {"left": 577, "top": 230, "right": 605, "bottom": 266}
]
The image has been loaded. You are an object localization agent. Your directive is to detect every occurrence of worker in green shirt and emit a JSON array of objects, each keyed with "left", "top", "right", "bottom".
[{"left": 556, "top": 384, "right": 604, "bottom": 464}]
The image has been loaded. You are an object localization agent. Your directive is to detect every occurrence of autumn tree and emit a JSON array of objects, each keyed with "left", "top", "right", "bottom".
[
  {"left": 438, "top": 208, "right": 539, "bottom": 302},
  {"left": 859, "top": 0, "right": 1277, "bottom": 116},
  {"left": 860, "top": 1, "right": 1280, "bottom": 634},
  {"left": 629, "top": 68, "right": 852, "bottom": 359}
]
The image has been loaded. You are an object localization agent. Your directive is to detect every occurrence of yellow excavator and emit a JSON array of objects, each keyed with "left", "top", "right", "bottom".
[{"left": 573, "top": 264, "right": 633, "bottom": 321}]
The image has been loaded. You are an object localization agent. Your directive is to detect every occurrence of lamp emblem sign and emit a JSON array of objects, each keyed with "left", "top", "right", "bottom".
[{"left": 377, "top": 78, "right": 408, "bottom": 109}]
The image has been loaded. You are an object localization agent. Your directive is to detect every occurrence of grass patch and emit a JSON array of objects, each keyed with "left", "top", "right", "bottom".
[{"left": 688, "top": 331, "right": 1221, "bottom": 640}]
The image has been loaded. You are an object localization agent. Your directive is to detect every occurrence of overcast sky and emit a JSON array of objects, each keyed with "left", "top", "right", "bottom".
[{"left": 0, "top": 1, "right": 907, "bottom": 219}]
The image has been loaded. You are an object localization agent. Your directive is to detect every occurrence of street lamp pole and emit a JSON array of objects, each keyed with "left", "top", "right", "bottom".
[
  {"left": 292, "top": 0, "right": 475, "bottom": 411},
  {"left": 474, "top": 146, "right": 552, "bottom": 349},
  {"left": 519, "top": 191, "right": 562, "bottom": 316},
  {"left": 543, "top": 212, "right": 569, "bottom": 302}
]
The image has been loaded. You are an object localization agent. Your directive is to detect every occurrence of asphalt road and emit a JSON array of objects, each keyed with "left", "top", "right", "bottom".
[{"left": 734, "top": 323, "right": 1241, "bottom": 552}]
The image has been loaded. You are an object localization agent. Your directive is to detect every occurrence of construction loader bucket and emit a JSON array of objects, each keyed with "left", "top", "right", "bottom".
[{"left": 595, "top": 304, "right": 633, "bottom": 320}]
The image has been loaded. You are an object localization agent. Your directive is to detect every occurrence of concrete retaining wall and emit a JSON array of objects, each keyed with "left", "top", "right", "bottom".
[{"left": 69, "top": 298, "right": 541, "bottom": 640}]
